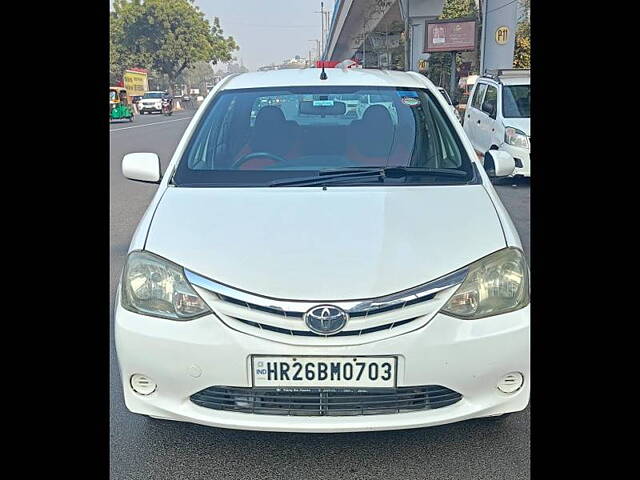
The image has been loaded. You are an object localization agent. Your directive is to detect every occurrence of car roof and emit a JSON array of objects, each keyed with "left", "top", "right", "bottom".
[
  {"left": 478, "top": 76, "right": 530, "bottom": 87},
  {"left": 500, "top": 76, "right": 530, "bottom": 86},
  {"left": 221, "top": 68, "right": 431, "bottom": 90}
]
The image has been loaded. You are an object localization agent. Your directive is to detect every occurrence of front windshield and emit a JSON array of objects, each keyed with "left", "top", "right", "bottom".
[
  {"left": 502, "top": 85, "right": 530, "bottom": 118},
  {"left": 143, "top": 92, "right": 164, "bottom": 99},
  {"left": 173, "top": 86, "right": 474, "bottom": 186}
]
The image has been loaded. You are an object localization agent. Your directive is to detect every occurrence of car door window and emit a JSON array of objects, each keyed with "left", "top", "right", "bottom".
[
  {"left": 471, "top": 83, "right": 487, "bottom": 110},
  {"left": 481, "top": 85, "right": 498, "bottom": 118}
]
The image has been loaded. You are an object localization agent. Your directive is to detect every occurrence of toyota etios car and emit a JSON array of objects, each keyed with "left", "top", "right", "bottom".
[{"left": 116, "top": 68, "right": 529, "bottom": 433}]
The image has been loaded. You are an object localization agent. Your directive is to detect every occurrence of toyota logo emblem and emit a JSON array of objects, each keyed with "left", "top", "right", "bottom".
[{"left": 303, "top": 305, "right": 349, "bottom": 335}]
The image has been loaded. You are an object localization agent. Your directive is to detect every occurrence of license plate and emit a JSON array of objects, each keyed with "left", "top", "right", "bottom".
[{"left": 252, "top": 356, "right": 396, "bottom": 388}]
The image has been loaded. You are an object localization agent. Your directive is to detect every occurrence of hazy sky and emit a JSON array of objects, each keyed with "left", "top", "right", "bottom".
[{"left": 195, "top": 0, "right": 330, "bottom": 70}]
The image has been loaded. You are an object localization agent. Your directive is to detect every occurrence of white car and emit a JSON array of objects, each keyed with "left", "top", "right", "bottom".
[
  {"left": 116, "top": 68, "right": 530, "bottom": 433},
  {"left": 137, "top": 91, "right": 165, "bottom": 114},
  {"left": 463, "top": 70, "right": 530, "bottom": 177},
  {"left": 437, "top": 87, "right": 462, "bottom": 123}
]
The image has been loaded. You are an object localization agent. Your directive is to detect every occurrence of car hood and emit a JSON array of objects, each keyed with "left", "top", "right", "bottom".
[
  {"left": 503, "top": 117, "right": 530, "bottom": 136},
  {"left": 145, "top": 185, "right": 506, "bottom": 300}
]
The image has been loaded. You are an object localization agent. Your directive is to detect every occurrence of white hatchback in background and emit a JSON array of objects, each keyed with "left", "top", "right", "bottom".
[
  {"left": 463, "top": 70, "right": 530, "bottom": 177},
  {"left": 115, "top": 68, "right": 529, "bottom": 433}
]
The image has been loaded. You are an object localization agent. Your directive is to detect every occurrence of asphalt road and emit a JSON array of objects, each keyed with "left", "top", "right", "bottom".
[{"left": 110, "top": 112, "right": 530, "bottom": 480}]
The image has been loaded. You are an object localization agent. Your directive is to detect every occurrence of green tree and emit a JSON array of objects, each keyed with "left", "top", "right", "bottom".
[
  {"left": 440, "top": 0, "right": 477, "bottom": 18},
  {"left": 110, "top": 0, "right": 238, "bottom": 88},
  {"left": 513, "top": 0, "right": 530, "bottom": 68}
]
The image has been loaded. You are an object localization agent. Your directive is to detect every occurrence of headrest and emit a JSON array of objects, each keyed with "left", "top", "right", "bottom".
[
  {"left": 255, "top": 106, "right": 287, "bottom": 126},
  {"left": 353, "top": 105, "right": 394, "bottom": 158}
]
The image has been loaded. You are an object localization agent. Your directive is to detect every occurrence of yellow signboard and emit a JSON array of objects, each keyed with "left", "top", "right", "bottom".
[
  {"left": 123, "top": 70, "right": 148, "bottom": 97},
  {"left": 495, "top": 26, "right": 509, "bottom": 45}
]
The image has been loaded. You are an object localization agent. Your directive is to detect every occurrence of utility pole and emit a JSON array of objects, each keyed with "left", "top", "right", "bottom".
[
  {"left": 363, "top": 16, "right": 366, "bottom": 67},
  {"left": 410, "top": 22, "right": 420, "bottom": 73},
  {"left": 324, "top": 10, "right": 331, "bottom": 52},
  {"left": 450, "top": 51, "right": 457, "bottom": 100},
  {"left": 403, "top": 0, "right": 411, "bottom": 71},
  {"left": 479, "top": 0, "right": 487, "bottom": 74},
  {"left": 314, "top": 2, "right": 325, "bottom": 60}
]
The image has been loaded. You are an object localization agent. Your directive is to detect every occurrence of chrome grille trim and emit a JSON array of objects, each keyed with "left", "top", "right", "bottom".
[
  {"left": 232, "top": 316, "right": 419, "bottom": 337},
  {"left": 185, "top": 266, "right": 468, "bottom": 317}
]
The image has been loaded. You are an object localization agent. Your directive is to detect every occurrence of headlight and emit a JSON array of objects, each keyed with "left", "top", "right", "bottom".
[
  {"left": 504, "top": 127, "right": 530, "bottom": 150},
  {"left": 441, "top": 248, "right": 529, "bottom": 319},
  {"left": 121, "top": 251, "right": 211, "bottom": 320}
]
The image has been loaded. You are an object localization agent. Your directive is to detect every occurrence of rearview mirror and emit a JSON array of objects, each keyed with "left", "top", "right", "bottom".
[
  {"left": 122, "top": 153, "right": 161, "bottom": 183},
  {"left": 483, "top": 150, "right": 515, "bottom": 177}
]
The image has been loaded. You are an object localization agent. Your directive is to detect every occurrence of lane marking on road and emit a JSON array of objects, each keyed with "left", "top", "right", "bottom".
[{"left": 110, "top": 116, "right": 194, "bottom": 132}]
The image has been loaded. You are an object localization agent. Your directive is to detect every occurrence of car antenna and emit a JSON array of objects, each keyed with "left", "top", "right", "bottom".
[{"left": 319, "top": 45, "right": 328, "bottom": 80}]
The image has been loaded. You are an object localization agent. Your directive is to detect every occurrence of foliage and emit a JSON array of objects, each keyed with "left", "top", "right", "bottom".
[
  {"left": 440, "top": 0, "right": 477, "bottom": 19},
  {"left": 110, "top": 0, "right": 238, "bottom": 88},
  {"left": 513, "top": 0, "right": 531, "bottom": 68}
]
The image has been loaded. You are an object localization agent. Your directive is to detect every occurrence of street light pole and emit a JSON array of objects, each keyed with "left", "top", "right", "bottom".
[{"left": 314, "top": 2, "right": 325, "bottom": 60}]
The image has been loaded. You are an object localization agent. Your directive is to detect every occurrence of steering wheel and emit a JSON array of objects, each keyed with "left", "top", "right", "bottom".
[{"left": 231, "top": 152, "right": 287, "bottom": 170}]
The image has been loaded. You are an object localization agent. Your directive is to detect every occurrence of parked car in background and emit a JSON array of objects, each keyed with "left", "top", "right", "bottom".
[
  {"left": 463, "top": 70, "right": 530, "bottom": 177},
  {"left": 182, "top": 94, "right": 191, "bottom": 102},
  {"left": 138, "top": 91, "right": 166, "bottom": 114},
  {"left": 437, "top": 87, "right": 462, "bottom": 123},
  {"left": 116, "top": 68, "right": 529, "bottom": 433}
]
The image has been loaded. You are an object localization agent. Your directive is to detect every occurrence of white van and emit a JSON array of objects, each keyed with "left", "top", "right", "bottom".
[{"left": 463, "top": 70, "right": 530, "bottom": 177}]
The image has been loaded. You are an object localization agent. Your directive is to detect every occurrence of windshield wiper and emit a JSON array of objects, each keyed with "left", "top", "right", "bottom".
[{"left": 268, "top": 166, "right": 468, "bottom": 187}]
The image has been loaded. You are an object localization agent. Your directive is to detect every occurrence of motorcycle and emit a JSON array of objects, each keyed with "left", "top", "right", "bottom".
[{"left": 161, "top": 98, "right": 173, "bottom": 116}]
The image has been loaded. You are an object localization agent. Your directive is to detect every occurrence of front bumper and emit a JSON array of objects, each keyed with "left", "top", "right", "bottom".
[
  {"left": 139, "top": 104, "right": 162, "bottom": 112},
  {"left": 499, "top": 143, "right": 531, "bottom": 177},
  {"left": 115, "top": 298, "right": 529, "bottom": 433}
]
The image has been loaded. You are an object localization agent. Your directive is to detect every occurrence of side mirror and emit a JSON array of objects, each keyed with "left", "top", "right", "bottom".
[
  {"left": 452, "top": 98, "right": 459, "bottom": 107},
  {"left": 122, "top": 153, "right": 161, "bottom": 183},
  {"left": 483, "top": 150, "right": 515, "bottom": 177}
]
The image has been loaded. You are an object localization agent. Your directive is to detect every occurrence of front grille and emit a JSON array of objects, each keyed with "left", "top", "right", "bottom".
[
  {"left": 187, "top": 267, "right": 468, "bottom": 341},
  {"left": 191, "top": 385, "right": 462, "bottom": 416},
  {"left": 233, "top": 316, "right": 418, "bottom": 337}
]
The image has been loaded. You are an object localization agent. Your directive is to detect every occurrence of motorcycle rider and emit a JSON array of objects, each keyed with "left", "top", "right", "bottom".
[{"left": 161, "top": 91, "right": 173, "bottom": 114}]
